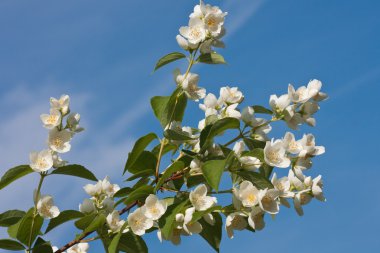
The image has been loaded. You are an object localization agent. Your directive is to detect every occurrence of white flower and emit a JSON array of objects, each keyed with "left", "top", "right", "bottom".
[
  {"left": 232, "top": 187, "right": 242, "bottom": 209},
  {"left": 284, "top": 111, "right": 304, "bottom": 130},
  {"left": 50, "top": 95, "right": 70, "bottom": 115},
  {"left": 141, "top": 194, "right": 167, "bottom": 220},
  {"left": 127, "top": 208, "right": 153, "bottom": 236},
  {"left": 298, "top": 134, "right": 325, "bottom": 157},
  {"left": 182, "top": 207, "right": 203, "bottom": 235},
  {"left": 264, "top": 139, "right": 291, "bottom": 168},
  {"left": 198, "top": 119, "right": 206, "bottom": 131},
  {"left": 79, "top": 199, "right": 96, "bottom": 214},
  {"left": 312, "top": 175, "right": 325, "bottom": 202},
  {"left": 282, "top": 132, "right": 303, "bottom": 155},
  {"left": 271, "top": 173, "right": 293, "bottom": 207},
  {"left": 189, "top": 158, "right": 203, "bottom": 175},
  {"left": 179, "top": 20, "right": 206, "bottom": 45},
  {"left": 258, "top": 188, "right": 280, "bottom": 214},
  {"left": 101, "top": 176, "right": 120, "bottom": 198},
  {"left": 190, "top": 1, "right": 227, "bottom": 37},
  {"left": 48, "top": 128, "right": 72, "bottom": 153},
  {"left": 223, "top": 103, "right": 241, "bottom": 119},
  {"left": 176, "top": 34, "right": 196, "bottom": 50},
  {"left": 225, "top": 212, "right": 247, "bottom": 239},
  {"left": 67, "top": 113, "right": 84, "bottom": 133},
  {"left": 176, "top": 72, "right": 206, "bottom": 101},
  {"left": 288, "top": 169, "right": 307, "bottom": 191},
  {"left": 29, "top": 149, "right": 53, "bottom": 172},
  {"left": 220, "top": 86, "right": 243, "bottom": 104},
  {"left": 67, "top": 243, "right": 89, "bottom": 253},
  {"left": 40, "top": 109, "right": 61, "bottom": 129},
  {"left": 199, "top": 93, "right": 221, "bottom": 112},
  {"left": 269, "top": 94, "right": 291, "bottom": 112},
  {"left": 288, "top": 79, "right": 322, "bottom": 104},
  {"left": 237, "top": 181, "right": 259, "bottom": 207},
  {"left": 101, "top": 197, "right": 115, "bottom": 214},
  {"left": 107, "top": 210, "right": 127, "bottom": 233},
  {"left": 248, "top": 206, "right": 265, "bottom": 231},
  {"left": 52, "top": 153, "right": 67, "bottom": 168},
  {"left": 294, "top": 157, "right": 312, "bottom": 170},
  {"left": 83, "top": 181, "right": 102, "bottom": 197},
  {"left": 293, "top": 190, "right": 312, "bottom": 216},
  {"left": 240, "top": 156, "right": 262, "bottom": 171},
  {"left": 189, "top": 184, "right": 217, "bottom": 211},
  {"left": 199, "top": 37, "right": 225, "bottom": 54},
  {"left": 233, "top": 140, "right": 245, "bottom": 156},
  {"left": 37, "top": 195, "right": 60, "bottom": 219}
]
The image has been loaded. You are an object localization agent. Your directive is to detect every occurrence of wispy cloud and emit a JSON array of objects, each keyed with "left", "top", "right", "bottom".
[{"left": 330, "top": 65, "right": 380, "bottom": 99}]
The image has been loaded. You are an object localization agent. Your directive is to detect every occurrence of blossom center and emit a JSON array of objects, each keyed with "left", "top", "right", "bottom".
[{"left": 267, "top": 150, "right": 280, "bottom": 163}]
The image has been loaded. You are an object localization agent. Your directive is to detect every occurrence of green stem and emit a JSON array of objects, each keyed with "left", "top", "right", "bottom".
[
  {"left": 223, "top": 130, "right": 250, "bottom": 147},
  {"left": 155, "top": 138, "right": 166, "bottom": 184},
  {"left": 27, "top": 173, "right": 46, "bottom": 251}
]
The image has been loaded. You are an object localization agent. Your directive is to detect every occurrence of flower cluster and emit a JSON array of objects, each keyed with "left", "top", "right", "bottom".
[
  {"left": 159, "top": 184, "right": 217, "bottom": 244},
  {"left": 80, "top": 176, "right": 120, "bottom": 215},
  {"left": 270, "top": 79, "right": 327, "bottom": 129},
  {"left": 198, "top": 86, "right": 244, "bottom": 130},
  {"left": 176, "top": 0, "right": 227, "bottom": 54},
  {"left": 29, "top": 95, "right": 83, "bottom": 219}
]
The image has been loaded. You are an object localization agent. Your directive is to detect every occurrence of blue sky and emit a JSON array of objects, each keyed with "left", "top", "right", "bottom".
[{"left": 0, "top": 0, "right": 379, "bottom": 252}]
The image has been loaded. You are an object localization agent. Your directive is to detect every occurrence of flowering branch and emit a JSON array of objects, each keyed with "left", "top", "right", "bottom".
[{"left": 0, "top": 1, "right": 328, "bottom": 253}]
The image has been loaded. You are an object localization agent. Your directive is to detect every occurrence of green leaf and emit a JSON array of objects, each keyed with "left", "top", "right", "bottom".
[
  {"left": 243, "top": 137, "right": 265, "bottom": 150},
  {"left": 0, "top": 210, "right": 25, "bottom": 227},
  {"left": 152, "top": 142, "right": 178, "bottom": 157},
  {"left": 243, "top": 149, "right": 264, "bottom": 161},
  {"left": 124, "top": 185, "right": 154, "bottom": 205},
  {"left": 108, "top": 223, "right": 128, "bottom": 253},
  {"left": 251, "top": 105, "right": 273, "bottom": 115},
  {"left": 201, "top": 160, "right": 226, "bottom": 192},
  {"left": 75, "top": 213, "right": 97, "bottom": 230},
  {"left": 7, "top": 219, "right": 21, "bottom": 239},
  {"left": 151, "top": 88, "right": 187, "bottom": 128},
  {"left": 51, "top": 164, "right": 97, "bottom": 181},
  {"left": 200, "top": 118, "right": 240, "bottom": 152},
  {"left": 127, "top": 151, "right": 157, "bottom": 175},
  {"left": 197, "top": 53, "right": 226, "bottom": 64},
  {"left": 45, "top": 210, "right": 84, "bottom": 234},
  {"left": 159, "top": 199, "right": 189, "bottom": 239},
  {"left": 199, "top": 212, "right": 223, "bottom": 252},
  {"left": 108, "top": 233, "right": 122, "bottom": 253},
  {"left": 260, "top": 163, "right": 274, "bottom": 179},
  {"left": 82, "top": 214, "right": 106, "bottom": 234},
  {"left": 118, "top": 232, "right": 148, "bottom": 253},
  {"left": 126, "top": 169, "right": 154, "bottom": 182},
  {"left": 154, "top": 161, "right": 185, "bottom": 192},
  {"left": 124, "top": 133, "right": 158, "bottom": 175},
  {"left": 154, "top": 52, "right": 186, "bottom": 71},
  {"left": 0, "top": 165, "right": 34, "bottom": 190},
  {"left": 0, "top": 239, "right": 25, "bottom": 250},
  {"left": 186, "top": 175, "right": 206, "bottom": 188},
  {"left": 32, "top": 237, "right": 53, "bottom": 253},
  {"left": 16, "top": 208, "right": 43, "bottom": 246},
  {"left": 235, "top": 171, "right": 273, "bottom": 189},
  {"left": 163, "top": 129, "right": 195, "bottom": 141},
  {"left": 114, "top": 187, "right": 133, "bottom": 198}
]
